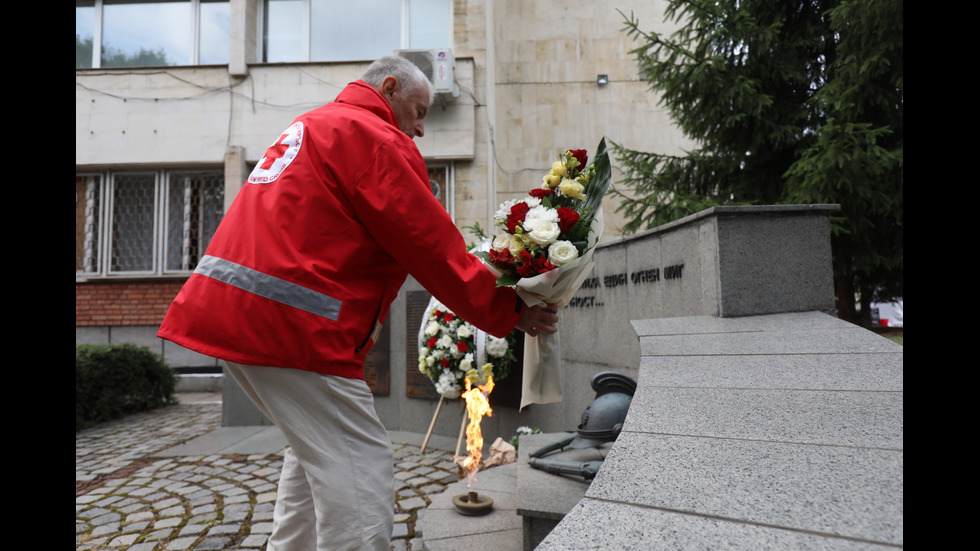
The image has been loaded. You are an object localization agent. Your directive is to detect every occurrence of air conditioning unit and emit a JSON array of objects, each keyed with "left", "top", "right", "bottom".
[{"left": 395, "top": 48, "right": 459, "bottom": 98}]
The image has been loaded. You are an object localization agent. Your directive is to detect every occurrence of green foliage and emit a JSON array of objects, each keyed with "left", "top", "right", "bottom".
[
  {"left": 76, "top": 33, "right": 172, "bottom": 68},
  {"left": 614, "top": 0, "right": 902, "bottom": 321},
  {"left": 76, "top": 34, "right": 94, "bottom": 69},
  {"left": 784, "top": 0, "right": 904, "bottom": 309},
  {"left": 76, "top": 344, "right": 177, "bottom": 431}
]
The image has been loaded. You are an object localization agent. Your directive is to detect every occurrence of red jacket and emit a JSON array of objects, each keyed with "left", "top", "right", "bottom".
[{"left": 158, "top": 81, "right": 523, "bottom": 379}]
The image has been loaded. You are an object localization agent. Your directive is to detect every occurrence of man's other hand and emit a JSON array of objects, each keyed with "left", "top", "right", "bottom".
[{"left": 516, "top": 303, "right": 560, "bottom": 337}]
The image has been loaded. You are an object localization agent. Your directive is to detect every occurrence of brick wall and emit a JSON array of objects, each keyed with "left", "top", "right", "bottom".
[{"left": 76, "top": 280, "right": 185, "bottom": 327}]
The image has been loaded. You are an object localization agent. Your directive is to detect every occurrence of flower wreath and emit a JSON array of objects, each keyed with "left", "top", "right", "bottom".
[{"left": 417, "top": 298, "right": 518, "bottom": 399}]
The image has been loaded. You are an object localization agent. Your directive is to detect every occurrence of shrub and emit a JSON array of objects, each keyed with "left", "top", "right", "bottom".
[{"left": 76, "top": 343, "right": 177, "bottom": 431}]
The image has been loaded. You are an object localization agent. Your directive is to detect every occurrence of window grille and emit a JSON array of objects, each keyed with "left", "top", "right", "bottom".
[
  {"left": 110, "top": 172, "right": 157, "bottom": 273},
  {"left": 75, "top": 175, "right": 102, "bottom": 273},
  {"left": 166, "top": 171, "right": 225, "bottom": 271},
  {"left": 76, "top": 169, "right": 224, "bottom": 278}
]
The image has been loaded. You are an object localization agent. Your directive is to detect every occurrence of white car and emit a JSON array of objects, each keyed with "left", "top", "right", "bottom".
[{"left": 872, "top": 298, "right": 903, "bottom": 328}]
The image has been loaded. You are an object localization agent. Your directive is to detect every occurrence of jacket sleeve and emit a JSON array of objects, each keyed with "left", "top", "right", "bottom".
[{"left": 349, "top": 140, "right": 523, "bottom": 338}]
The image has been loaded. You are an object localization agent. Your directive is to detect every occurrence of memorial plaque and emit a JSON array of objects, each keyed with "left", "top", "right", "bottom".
[
  {"left": 364, "top": 322, "right": 390, "bottom": 396},
  {"left": 406, "top": 290, "right": 439, "bottom": 399}
]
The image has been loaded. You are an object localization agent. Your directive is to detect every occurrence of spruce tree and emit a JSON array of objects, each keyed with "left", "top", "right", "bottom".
[{"left": 614, "top": 0, "right": 902, "bottom": 325}]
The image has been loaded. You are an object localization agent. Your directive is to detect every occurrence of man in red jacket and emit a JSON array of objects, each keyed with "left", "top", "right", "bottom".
[{"left": 158, "top": 56, "right": 558, "bottom": 550}]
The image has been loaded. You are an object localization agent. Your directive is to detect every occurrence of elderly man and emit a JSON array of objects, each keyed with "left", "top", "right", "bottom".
[{"left": 158, "top": 56, "right": 558, "bottom": 550}]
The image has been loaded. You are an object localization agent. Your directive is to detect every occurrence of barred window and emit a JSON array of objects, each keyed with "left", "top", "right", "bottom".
[{"left": 76, "top": 169, "right": 224, "bottom": 277}]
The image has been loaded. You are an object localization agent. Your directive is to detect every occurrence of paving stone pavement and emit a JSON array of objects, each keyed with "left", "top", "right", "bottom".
[{"left": 76, "top": 395, "right": 460, "bottom": 550}]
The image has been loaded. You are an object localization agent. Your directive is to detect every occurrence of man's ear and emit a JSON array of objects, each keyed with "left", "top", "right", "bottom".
[{"left": 381, "top": 76, "right": 399, "bottom": 100}]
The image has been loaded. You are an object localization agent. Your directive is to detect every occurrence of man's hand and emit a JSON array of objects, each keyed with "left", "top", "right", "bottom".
[{"left": 516, "top": 303, "right": 560, "bottom": 337}]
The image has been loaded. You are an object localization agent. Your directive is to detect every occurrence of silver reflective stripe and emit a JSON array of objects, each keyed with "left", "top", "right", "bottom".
[{"left": 195, "top": 255, "right": 341, "bottom": 321}]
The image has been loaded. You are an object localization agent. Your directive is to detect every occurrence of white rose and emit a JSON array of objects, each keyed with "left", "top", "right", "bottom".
[
  {"left": 548, "top": 240, "right": 579, "bottom": 266},
  {"left": 457, "top": 323, "right": 473, "bottom": 339},
  {"left": 437, "top": 334, "right": 453, "bottom": 349},
  {"left": 528, "top": 220, "right": 561, "bottom": 246},
  {"left": 424, "top": 321, "right": 440, "bottom": 337},
  {"left": 492, "top": 234, "right": 511, "bottom": 252}
]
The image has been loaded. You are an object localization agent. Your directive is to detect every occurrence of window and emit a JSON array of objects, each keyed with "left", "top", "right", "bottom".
[
  {"left": 263, "top": 0, "right": 450, "bottom": 63},
  {"left": 427, "top": 163, "right": 453, "bottom": 219},
  {"left": 76, "top": 170, "right": 225, "bottom": 277},
  {"left": 76, "top": 0, "right": 230, "bottom": 69}
]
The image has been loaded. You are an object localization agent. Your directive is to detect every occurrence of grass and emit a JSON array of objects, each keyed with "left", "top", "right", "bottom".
[{"left": 873, "top": 327, "right": 903, "bottom": 346}]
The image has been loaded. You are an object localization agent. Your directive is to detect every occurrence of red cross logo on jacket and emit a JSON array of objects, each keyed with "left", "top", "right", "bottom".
[{"left": 248, "top": 122, "right": 305, "bottom": 185}]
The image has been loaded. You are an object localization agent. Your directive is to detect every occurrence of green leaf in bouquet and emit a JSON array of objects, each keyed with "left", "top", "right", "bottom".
[
  {"left": 584, "top": 137, "right": 613, "bottom": 213},
  {"left": 496, "top": 273, "right": 521, "bottom": 287}
]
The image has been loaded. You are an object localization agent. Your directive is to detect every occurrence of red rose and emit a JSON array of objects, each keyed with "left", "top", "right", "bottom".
[
  {"left": 428, "top": 337, "right": 437, "bottom": 348},
  {"left": 529, "top": 188, "right": 553, "bottom": 199},
  {"left": 557, "top": 207, "right": 580, "bottom": 234},
  {"left": 567, "top": 149, "right": 588, "bottom": 169},
  {"left": 457, "top": 342, "right": 468, "bottom": 353},
  {"left": 444, "top": 312, "right": 455, "bottom": 322}
]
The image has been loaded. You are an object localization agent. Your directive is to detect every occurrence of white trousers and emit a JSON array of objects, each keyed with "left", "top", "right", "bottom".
[{"left": 225, "top": 362, "right": 394, "bottom": 551}]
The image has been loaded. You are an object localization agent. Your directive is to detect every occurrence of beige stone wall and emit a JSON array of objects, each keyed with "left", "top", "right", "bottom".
[{"left": 446, "top": 0, "right": 693, "bottom": 243}]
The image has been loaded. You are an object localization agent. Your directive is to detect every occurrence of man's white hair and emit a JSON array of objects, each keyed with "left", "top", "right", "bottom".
[{"left": 362, "top": 56, "right": 434, "bottom": 105}]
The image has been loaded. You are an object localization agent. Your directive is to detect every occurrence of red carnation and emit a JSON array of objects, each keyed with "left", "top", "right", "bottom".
[
  {"left": 489, "top": 248, "right": 515, "bottom": 266},
  {"left": 529, "top": 188, "right": 554, "bottom": 199},
  {"left": 441, "top": 358, "right": 450, "bottom": 367},
  {"left": 567, "top": 149, "right": 588, "bottom": 169},
  {"left": 428, "top": 337, "right": 437, "bottom": 348},
  {"left": 509, "top": 202, "right": 530, "bottom": 220},
  {"left": 506, "top": 202, "right": 530, "bottom": 234},
  {"left": 457, "top": 342, "right": 468, "bottom": 353},
  {"left": 444, "top": 312, "right": 455, "bottom": 322},
  {"left": 532, "top": 255, "right": 556, "bottom": 274},
  {"left": 516, "top": 250, "right": 536, "bottom": 277},
  {"left": 557, "top": 207, "right": 580, "bottom": 234}
]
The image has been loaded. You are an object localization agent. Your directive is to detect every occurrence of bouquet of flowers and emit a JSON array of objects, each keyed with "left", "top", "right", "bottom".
[
  {"left": 418, "top": 298, "right": 518, "bottom": 399},
  {"left": 476, "top": 138, "right": 612, "bottom": 409}
]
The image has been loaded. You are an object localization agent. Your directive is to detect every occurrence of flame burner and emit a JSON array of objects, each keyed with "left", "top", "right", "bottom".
[{"left": 452, "top": 491, "right": 494, "bottom": 516}]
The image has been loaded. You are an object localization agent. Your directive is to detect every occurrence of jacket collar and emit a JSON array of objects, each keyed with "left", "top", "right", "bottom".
[{"left": 335, "top": 80, "right": 399, "bottom": 129}]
